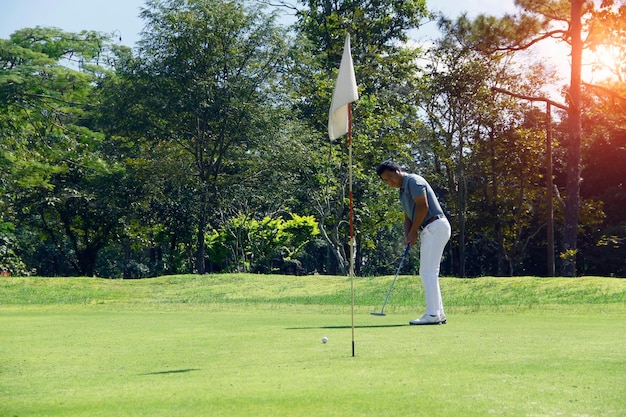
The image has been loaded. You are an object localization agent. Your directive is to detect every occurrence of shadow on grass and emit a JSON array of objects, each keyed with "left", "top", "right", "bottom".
[
  {"left": 141, "top": 368, "right": 201, "bottom": 375},
  {"left": 287, "top": 324, "right": 409, "bottom": 330}
]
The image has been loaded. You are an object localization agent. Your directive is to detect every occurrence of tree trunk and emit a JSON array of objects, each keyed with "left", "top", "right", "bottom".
[
  {"left": 319, "top": 223, "right": 347, "bottom": 275},
  {"left": 457, "top": 134, "right": 467, "bottom": 277},
  {"left": 562, "top": 0, "right": 584, "bottom": 277},
  {"left": 123, "top": 239, "right": 131, "bottom": 279},
  {"left": 195, "top": 173, "right": 212, "bottom": 275},
  {"left": 196, "top": 215, "right": 206, "bottom": 274},
  {"left": 77, "top": 246, "right": 98, "bottom": 277}
]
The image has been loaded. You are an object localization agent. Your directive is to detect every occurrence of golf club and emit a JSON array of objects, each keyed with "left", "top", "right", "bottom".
[{"left": 370, "top": 243, "right": 410, "bottom": 316}]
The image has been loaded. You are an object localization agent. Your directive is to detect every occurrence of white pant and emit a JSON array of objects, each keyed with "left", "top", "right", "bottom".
[{"left": 419, "top": 217, "right": 451, "bottom": 316}]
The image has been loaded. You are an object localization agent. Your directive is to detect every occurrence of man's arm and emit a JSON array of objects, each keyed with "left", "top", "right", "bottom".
[
  {"left": 405, "top": 194, "right": 428, "bottom": 247},
  {"left": 404, "top": 215, "right": 412, "bottom": 236}
]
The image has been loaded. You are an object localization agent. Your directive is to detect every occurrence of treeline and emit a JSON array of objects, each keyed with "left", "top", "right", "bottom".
[{"left": 1, "top": 0, "right": 625, "bottom": 278}]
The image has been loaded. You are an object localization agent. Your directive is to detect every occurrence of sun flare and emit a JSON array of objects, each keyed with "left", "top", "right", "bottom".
[
  {"left": 584, "top": 44, "right": 623, "bottom": 83},
  {"left": 529, "top": 36, "right": 624, "bottom": 85}
]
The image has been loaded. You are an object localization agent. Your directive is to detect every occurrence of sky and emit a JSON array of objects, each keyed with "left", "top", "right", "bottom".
[
  {"left": 2, "top": 0, "right": 577, "bottom": 89},
  {"left": 0, "top": 0, "right": 147, "bottom": 46},
  {"left": 0, "top": 0, "right": 519, "bottom": 48}
]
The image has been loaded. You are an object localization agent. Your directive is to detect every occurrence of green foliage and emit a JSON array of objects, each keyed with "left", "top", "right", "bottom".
[
  {"left": 1, "top": 0, "right": 625, "bottom": 277},
  {"left": 455, "top": 0, "right": 626, "bottom": 276},
  {"left": 584, "top": 226, "right": 626, "bottom": 277},
  {"left": 0, "top": 27, "right": 127, "bottom": 276},
  {"left": 0, "top": 221, "right": 31, "bottom": 276},
  {"left": 291, "top": 0, "right": 430, "bottom": 275},
  {"left": 212, "top": 213, "right": 319, "bottom": 272},
  {"left": 102, "top": 0, "right": 296, "bottom": 273}
]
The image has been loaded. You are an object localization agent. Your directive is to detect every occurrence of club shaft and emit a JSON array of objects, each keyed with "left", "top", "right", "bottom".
[{"left": 378, "top": 243, "right": 410, "bottom": 313}]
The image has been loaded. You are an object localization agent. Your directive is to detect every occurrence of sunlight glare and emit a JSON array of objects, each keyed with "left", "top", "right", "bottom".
[
  {"left": 586, "top": 44, "right": 623, "bottom": 83},
  {"left": 529, "top": 36, "right": 623, "bottom": 86}
]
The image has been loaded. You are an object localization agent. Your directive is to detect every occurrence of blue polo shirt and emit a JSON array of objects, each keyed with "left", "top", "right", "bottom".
[{"left": 399, "top": 173, "right": 444, "bottom": 226}]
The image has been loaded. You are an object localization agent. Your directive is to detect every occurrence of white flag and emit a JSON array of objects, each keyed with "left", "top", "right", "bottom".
[{"left": 328, "top": 34, "right": 359, "bottom": 140}]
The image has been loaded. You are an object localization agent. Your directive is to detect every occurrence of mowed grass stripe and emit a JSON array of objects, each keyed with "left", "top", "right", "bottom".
[{"left": 1, "top": 274, "right": 624, "bottom": 306}]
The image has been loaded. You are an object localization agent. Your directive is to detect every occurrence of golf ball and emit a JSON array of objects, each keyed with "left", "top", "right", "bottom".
[{"left": 322, "top": 336, "right": 328, "bottom": 343}]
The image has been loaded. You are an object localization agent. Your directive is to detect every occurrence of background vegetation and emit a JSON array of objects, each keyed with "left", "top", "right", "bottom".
[{"left": 1, "top": 0, "right": 625, "bottom": 278}]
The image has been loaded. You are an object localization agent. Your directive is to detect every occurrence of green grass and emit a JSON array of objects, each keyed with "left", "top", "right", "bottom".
[{"left": 1, "top": 275, "right": 624, "bottom": 417}]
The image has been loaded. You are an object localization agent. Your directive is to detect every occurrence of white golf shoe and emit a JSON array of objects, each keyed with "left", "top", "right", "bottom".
[{"left": 409, "top": 314, "right": 447, "bottom": 325}]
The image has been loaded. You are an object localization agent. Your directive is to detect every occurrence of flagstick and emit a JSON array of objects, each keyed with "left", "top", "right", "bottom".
[
  {"left": 326, "top": 33, "right": 358, "bottom": 358},
  {"left": 348, "top": 102, "right": 355, "bottom": 357}
]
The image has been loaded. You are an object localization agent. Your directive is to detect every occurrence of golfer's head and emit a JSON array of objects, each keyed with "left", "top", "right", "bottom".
[{"left": 377, "top": 160, "right": 403, "bottom": 188}]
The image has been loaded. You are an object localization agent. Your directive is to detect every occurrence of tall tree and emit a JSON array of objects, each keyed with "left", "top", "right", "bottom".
[
  {"left": 104, "top": 0, "right": 293, "bottom": 273},
  {"left": 0, "top": 27, "right": 123, "bottom": 276},
  {"left": 291, "top": 0, "right": 431, "bottom": 274},
  {"left": 415, "top": 14, "right": 572, "bottom": 276},
  {"left": 415, "top": 17, "right": 507, "bottom": 276},
  {"left": 461, "top": 0, "right": 624, "bottom": 275},
  {"left": 566, "top": 0, "right": 584, "bottom": 277}
]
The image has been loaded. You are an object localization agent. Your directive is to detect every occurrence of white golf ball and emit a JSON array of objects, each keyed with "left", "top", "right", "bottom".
[{"left": 322, "top": 336, "right": 328, "bottom": 343}]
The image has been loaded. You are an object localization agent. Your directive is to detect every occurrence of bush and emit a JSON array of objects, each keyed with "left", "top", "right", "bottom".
[{"left": 210, "top": 212, "right": 320, "bottom": 273}]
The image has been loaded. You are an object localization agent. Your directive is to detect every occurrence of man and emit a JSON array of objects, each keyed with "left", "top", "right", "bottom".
[{"left": 376, "top": 160, "right": 451, "bottom": 325}]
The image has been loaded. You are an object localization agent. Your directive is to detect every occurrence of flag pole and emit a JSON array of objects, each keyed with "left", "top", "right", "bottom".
[
  {"left": 348, "top": 102, "right": 355, "bottom": 357},
  {"left": 326, "top": 33, "right": 358, "bottom": 358}
]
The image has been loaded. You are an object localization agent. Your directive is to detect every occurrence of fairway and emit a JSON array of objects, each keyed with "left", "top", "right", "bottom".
[{"left": 1, "top": 275, "right": 624, "bottom": 417}]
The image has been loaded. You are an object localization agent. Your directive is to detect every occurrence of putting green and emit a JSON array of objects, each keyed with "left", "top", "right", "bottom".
[{"left": 1, "top": 302, "right": 624, "bottom": 417}]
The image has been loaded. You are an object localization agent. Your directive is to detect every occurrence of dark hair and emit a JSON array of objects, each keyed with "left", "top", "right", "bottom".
[{"left": 376, "top": 160, "right": 402, "bottom": 177}]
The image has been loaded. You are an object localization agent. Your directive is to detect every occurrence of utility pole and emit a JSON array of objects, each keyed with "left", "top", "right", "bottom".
[{"left": 546, "top": 103, "right": 555, "bottom": 277}]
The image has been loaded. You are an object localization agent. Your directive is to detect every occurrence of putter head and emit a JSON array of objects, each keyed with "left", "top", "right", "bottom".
[{"left": 370, "top": 312, "right": 386, "bottom": 316}]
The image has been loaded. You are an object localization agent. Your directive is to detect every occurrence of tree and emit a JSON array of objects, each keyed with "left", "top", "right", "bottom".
[
  {"left": 1, "top": 27, "right": 124, "bottom": 276},
  {"left": 414, "top": 13, "right": 577, "bottom": 276},
  {"left": 103, "top": 0, "right": 293, "bottom": 273},
  {"left": 578, "top": 80, "right": 626, "bottom": 276},
  {"left": 414, "top": 18, "right": 504, "bottom": 276},
  {"left": 462, "top": 0, "right": 625, "bottom": 276},
  {"left": 290, "top": 0, "right": 431, "bottom": 275}
]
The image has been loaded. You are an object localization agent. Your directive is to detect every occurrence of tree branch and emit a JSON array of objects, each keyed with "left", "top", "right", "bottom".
[
  {"left": 493, "top": 29, "right": 568, "bottom": 52},
  {"left": 583, "top": 82, "right": 626, "bottom": 102},
  {"left": 490, "top": 86, "right": 569, "bottom": 111}
]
